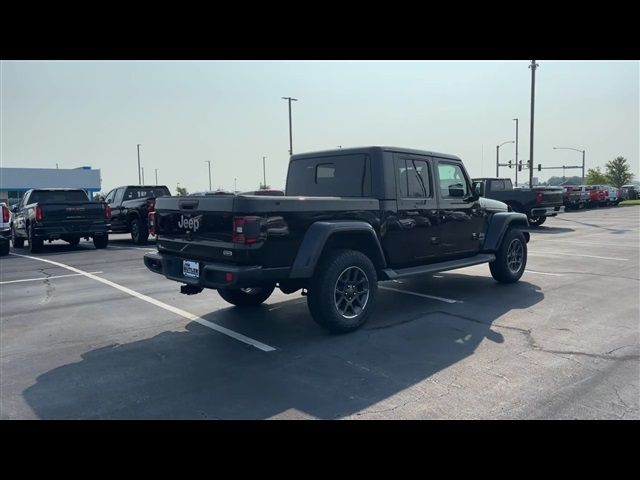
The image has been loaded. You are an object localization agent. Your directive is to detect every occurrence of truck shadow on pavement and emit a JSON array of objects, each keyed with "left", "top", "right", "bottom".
[
  {"left": 553, "top": 216, "right": 632, "bottom": 234},
  {"left": 524, "top": 226, "right": 575, "bottom": 235},
  {"left": 22, "top": 276, "right": 544, "bottom": 419}
]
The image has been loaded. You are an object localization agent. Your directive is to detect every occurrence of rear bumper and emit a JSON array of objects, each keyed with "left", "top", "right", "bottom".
[
  {"left": 530, "top": 205, "right": 565, "bottom": 217},
  {"left": 143, "top": 251, "right": 289, "bottom": 289},
  {"left": 33, "top": 223, "right": 110, "bottom": 239}
]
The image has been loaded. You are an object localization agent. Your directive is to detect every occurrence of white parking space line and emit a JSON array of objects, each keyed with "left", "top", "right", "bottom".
[
  {"left": 9, "top": 253, "right": 276, "bottom": 352},
  {"left": 530, "top": 239, "right": 639, "bottom": 248},
  {"left": 524, "top": 270, "right": 565, "bottom": 277},
  {"left": 0, "top": 271, "right": 103, "bottom": 285},
  {"left": 379, "top": 286, "right": 460, "bottom": 304},
  {"left": 528, "top": 251, "right": 628, "bottom": 261},
  {"left": 107, "top": 245, "right": 157, "bottom": 252}
]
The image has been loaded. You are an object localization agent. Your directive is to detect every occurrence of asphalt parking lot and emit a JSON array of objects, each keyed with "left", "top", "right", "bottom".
[{"left": 1, "top": 206, "right": 638, "bottom": 419}]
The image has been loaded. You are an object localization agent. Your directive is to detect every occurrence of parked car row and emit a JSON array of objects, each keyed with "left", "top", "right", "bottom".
[{"left": 562, "top": 185, "right": 623, "bottom": 210}]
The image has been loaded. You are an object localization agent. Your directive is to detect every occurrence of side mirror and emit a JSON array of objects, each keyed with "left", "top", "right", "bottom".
[{"left": 12, "top": 205, "right": 19, "bottom": 213}]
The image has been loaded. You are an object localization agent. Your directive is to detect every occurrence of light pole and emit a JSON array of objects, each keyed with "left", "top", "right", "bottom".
[
  {"left": 262, "top": 156, "right": 267, "bottom": 189},
  {"left": 205, "top": 161, "right": 212, "bottom": 191},
  {"left": 141, "top": 167, "right": 145, "bottom": 185},
  {"left": 282, "top": 96, "right": 298, "bottom": 155},
  {"left": 513, "top": 118, "right": 519, "bottom": 186},
  {"left": 137, "top": 144, "right": 142, "bottom": 184},
  {"left": 155, "top": 168, "right": 158, "bottom": 184},
  {"left": 234, "top": 178, "right": 237, "bottom": 193},
  {"left": 553, "top": 147, "right": 586, "bottom": 184},
  {"left": 529, "top": 60, "right": 539, "bottom": 188},
  {"left": 496, "top": 141, "right": 515, "bottom": 177}
]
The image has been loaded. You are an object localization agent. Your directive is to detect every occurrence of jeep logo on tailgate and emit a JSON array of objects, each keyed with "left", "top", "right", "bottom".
[{"left": 178, "top": 215, "right": 201, "bottom": 232}]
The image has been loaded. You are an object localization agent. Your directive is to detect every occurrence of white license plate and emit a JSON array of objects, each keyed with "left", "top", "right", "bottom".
[{"left": 183, "top": 260, "right": 200, "bottom": 279}]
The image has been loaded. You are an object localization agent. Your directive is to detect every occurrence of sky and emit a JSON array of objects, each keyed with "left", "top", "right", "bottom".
[{"left": 1, "top": 60, "right": 638, "bottom": 193}]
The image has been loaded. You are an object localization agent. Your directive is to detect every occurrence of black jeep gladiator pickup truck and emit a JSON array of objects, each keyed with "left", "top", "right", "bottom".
[
  {"left": 104, "top": 185, "right": 171, "bottom": 244},
  {"left": 472, "top": 178, "right": 564, "bottom": 226},
  {"left": 144, "top": 146, "right": 530, "bottom": 333},
  {"left": 11, "top": 189, "right": 110, "bottom": 253}
]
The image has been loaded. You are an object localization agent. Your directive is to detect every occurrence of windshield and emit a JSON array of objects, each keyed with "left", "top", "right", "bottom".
[{"left": 28, "top": 190, "right": 89, "bottom": 203}]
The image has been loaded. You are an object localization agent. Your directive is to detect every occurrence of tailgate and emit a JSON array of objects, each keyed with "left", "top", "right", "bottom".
[
  {"left": 534, "top": 188, "right": 563, "bottom": 206},
  {"left": 155, "top": 196, "right": 239, "bottom": 262},
  {"left": 39, "top": 202, "right": 108, "bottom": 223}
]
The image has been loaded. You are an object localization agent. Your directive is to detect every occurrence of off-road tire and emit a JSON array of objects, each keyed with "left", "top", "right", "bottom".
[
  {"left": 66, "top": 237, "right": 81, "bottom": 247},
  {"left": 307, "top": 249, "right": 378, "bottom": 333},
  {"left": 28, "top": 226, "right": 43, "bottom": 253},
  {"left": 130, "top": 217, "right": 149, "bottom": 244},
  {"left": 93, "top": 235, "right": 109, "bottom": 249},
  {"left": 12, "top": 229, "right": 24, "bottom": 248},
  {"left": 218, "top": 285, "right": 276, "bottom": 306},
  {"left": 489, "top": 228, "right": 527, "bottom": 283}
]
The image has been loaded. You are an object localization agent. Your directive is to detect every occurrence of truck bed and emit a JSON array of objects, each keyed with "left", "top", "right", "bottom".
[{"left": 154, "top": 195, "right": 380, "bottom": 267}]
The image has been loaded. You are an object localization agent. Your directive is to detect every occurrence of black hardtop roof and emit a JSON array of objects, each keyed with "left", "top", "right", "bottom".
[{"left": 290, "top": 146, "right": 461, "bottom": 162}]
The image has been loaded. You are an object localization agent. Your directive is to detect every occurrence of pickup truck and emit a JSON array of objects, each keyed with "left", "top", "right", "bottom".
[
  {"left": 472, "top": 178, "right": 564, "bottom": 226},
  {"left": 144, "top": 146, "right": 530, "bottom": 333},
  {"left": 575, "top": 185, "right": 606, "bottom": 207},
  {"left": 104, "top": 185, "right": 171, "bottom": 244},
  {"left": 10, "top": 189, "right": 110, "bottom": 253},
  {"left": 1, "top": 202, "right": 11, "bottom": 256},
  {"left": 562, "top": 185, "right": 589, "bottom": 210}
]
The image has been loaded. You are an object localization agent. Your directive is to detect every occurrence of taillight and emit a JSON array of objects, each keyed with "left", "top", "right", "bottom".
[
  {"left": 535, "top": 191, "right": 544, "bottom": 204},
  {"left": 105, "top": 205, "right": 112, "bottom": 219},
  {"left": 232, "top": 216, "right": 260, "bottom": 244},
  {"left": 2, "top": 206, "right": 9, "bottom": 223},
  {"left": 147, "top": 198, "right": 155, "bottom": 213},
  {"left": 148, "top": 211, "right": 156, "bottom": 236},
  {"left": 35, "top": 206, "right": 44, "bottom": 221}
]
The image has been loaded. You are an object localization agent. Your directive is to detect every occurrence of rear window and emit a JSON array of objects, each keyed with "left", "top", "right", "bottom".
[
  {"left": 28, "top": 190, "right": 89, "bottom": 203},
  {"left": 125, "top": 187, "right": 171, "bottom": 200},
  {"left": 286, "top": 154, "right": 372, "bottom": 197}
]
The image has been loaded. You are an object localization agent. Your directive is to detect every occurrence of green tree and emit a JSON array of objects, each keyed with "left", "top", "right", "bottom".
[
  {"left": 605, "top": 156, "right": 634, "bottom": 188},
  {"left": 93, "top": 192, "right": 106, "bottom": 201},
  {"left": 585, "top": 167, "right": 609, "bottom": 185},
  {"left": 176, "top": 186, "right": 189, "bottom": 196}
]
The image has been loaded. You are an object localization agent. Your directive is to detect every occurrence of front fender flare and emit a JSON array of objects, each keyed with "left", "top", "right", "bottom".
[{"left": 482, "top": 212, "right": 529, "bottom": 252}]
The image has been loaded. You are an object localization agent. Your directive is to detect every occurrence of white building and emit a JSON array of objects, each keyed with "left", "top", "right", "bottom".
[{"left": 0, "top": 166, "right": 101, "bottom": 205}]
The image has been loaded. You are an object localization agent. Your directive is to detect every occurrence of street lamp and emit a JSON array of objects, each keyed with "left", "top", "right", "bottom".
[
  {"left": 137, "top": 144, "right": 142, "bottom": 184},
  {"left": 155, "top": 168, "right": 158, "bottom": 184},
  {"left": 496, "top": 141, "right": 515, "bottom": 176},
  {"left": 262, "top": 156, "right": 267, "bottom": 189},
  {"left": 553, "top": 147, "right": 585, "bottom": 184},
  {"left": 513, "top": 118, "right": 519, "bottom": 185},
  {"left": 282, "top": 96, "right": 298, "bottom": 155},
  {"left": 205, "top": 161, "right": 212, "bottom": 191}
]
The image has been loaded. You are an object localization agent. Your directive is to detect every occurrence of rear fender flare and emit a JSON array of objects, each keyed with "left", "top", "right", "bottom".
[{"left": 289, "top": 221, "right": 386, "bottom": 278}]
